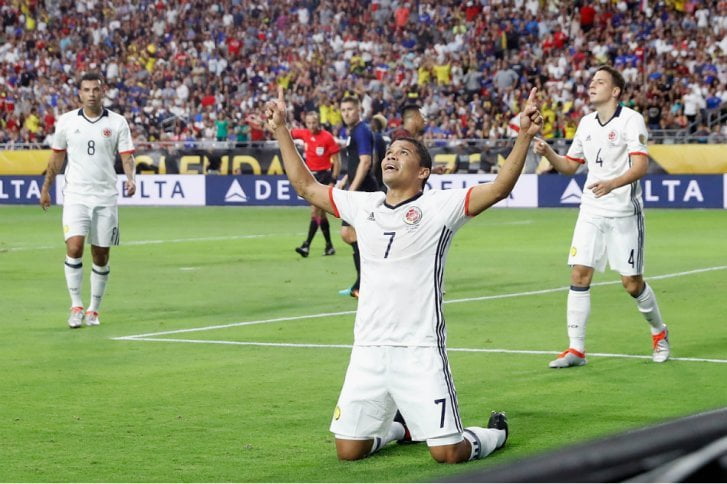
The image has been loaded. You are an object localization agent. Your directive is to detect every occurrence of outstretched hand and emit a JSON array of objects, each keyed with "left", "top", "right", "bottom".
[
  {"left": 533, "top": 137, "right": 550, "bottom": 156},
  {"left": 264, "top": 86, "right": 287, "bottom": 132},
  {"left": 519, "top": 87, "right": 543, "bottom": 137}
]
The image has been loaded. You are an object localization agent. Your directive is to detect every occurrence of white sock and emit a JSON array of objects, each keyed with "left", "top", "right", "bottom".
[
  {"left": 463, "top": 427, "right": 504, "bottom": 460},
  {"left": 88, "top": 264, "right": 110, "bottom": 312},
  {"left": 368, "top": 421, "right": 405, "bottom": 455},
  {"left": 634, "top": 283, "right": 666, "bottom": 334},
  {"left": 567, "top": 286, "right": 590, "bottom": 352},
  {"left": 64, "top": 256, "right": 84, "bottom": 308}
]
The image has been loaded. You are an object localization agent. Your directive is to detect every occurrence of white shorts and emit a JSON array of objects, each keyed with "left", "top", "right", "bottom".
[
  {"left": 568, "top": 211, "right": 644, "bottom": 276},
  {"left": 330, "top": 345, "right": 465, "bottom": 446},
  {"left": 62, "top": 203, "right": 120, "bottom": 247}
]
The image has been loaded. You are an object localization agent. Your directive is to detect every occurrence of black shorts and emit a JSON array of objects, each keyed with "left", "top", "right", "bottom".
[{"left": 313, "top": 170, "right": 333, "bottom": 185}]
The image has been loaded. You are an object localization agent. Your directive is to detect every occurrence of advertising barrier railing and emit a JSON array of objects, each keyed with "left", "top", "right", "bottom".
[
  {"left": 1, "top": 174, "right": 725, "bottom": 209},
  {"left": 2, "top": 142, "right": 727, "bottom": 176}
]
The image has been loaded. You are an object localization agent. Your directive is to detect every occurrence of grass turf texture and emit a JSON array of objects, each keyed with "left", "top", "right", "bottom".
[{"left": 1, "top": 205, "right": 725, "bottom": 482}]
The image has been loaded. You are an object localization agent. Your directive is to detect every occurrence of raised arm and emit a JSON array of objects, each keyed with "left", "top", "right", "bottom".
[
  {"left": 265, "top": 87, "right": 335, "bottom": 213},
  {"left": 40, "top": 150, "right": 66, "bottom": 211},
  {"left": 466, "top": 88, "right": 543, "bottom": 216}
]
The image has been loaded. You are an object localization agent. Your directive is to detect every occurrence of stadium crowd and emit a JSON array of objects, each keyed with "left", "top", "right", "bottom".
[{"left": 1, "top": 0, "right": 726, "bottom": 148}]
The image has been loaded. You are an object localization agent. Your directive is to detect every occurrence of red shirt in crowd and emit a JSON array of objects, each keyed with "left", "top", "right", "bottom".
[
  {"left": 580, "top": 5, "right": 596, "bottom": 27},
  {"left": 290, "top": 128, "right": 340, "bottom": 171}
]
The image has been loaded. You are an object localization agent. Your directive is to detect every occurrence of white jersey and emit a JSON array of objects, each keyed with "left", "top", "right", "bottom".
[
  {"left": 330, "top": 186, "right": 473, "bottom": 347},
  {"left": 566, "top": 105, "right": 648, "bottom": 217},
  {"left": 52, "top": 108, "right": 134, "bottom": 206}
]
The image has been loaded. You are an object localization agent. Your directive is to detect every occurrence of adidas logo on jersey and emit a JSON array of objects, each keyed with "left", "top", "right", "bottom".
[{"left": 367, "top": 212, "right": 375, "bottom": 221}]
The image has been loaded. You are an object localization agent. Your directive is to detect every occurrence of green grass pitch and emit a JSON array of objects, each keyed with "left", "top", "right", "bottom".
[{"left": 1, "top": 205, "right": 725, "bottom": 482}]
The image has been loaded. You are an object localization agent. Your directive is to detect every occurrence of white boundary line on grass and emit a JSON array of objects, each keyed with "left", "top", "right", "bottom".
[
  {"left": 112, "top": 337, "right": 727, "bottom": 364},
  {"left": 3, "top": 219, "right": 533, "bottom": 252},
  {"left": 112, "top": 265, "right": 727, "bottom": 364},
  {"left": 114, "top": 264, "right": 727, "bottom": 340},
  {"left": 3, "top": 233, "right": 300, "bottom": 252}
]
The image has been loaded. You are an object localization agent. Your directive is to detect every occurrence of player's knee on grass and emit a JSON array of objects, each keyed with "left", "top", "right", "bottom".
[
  {"left": 428, "top": 441, "right": 470, "bottom": 464},
  {"left": 335, "top": 438, "right": 373, "bottom": 461}
]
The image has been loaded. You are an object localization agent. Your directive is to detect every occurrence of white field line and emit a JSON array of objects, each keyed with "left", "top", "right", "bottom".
[
  {"left": 2, "top": 233, "right": 302, "bottom": 252},
  {"left": 113, "top": 310, "right": 357, "bottom": 340},
  {"left": 1, "top": 219, "right": 533, "bottom": 252},
  {"left": 114, "top": 264, "right": 727, "bottom": 340},
  {"left": 447, "top": 265, "right": 727, "bottom": 303},
  {"left": 112, "top": 337, "right": 727, "bottom": 364}
]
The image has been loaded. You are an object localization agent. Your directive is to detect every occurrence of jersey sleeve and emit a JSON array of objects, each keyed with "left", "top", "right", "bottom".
[
  {"left": 353, "top": 125, "right": 373, "bottom": 156},
  {"left": 290, "top": 128, "right": 305, "bottom": 140},
  {"left": 51, "top": 115, "right": 67, "bottom": 151},
  {"left": 624, "top": 113, "right": 649, "bottom": 156},
  {"left": 565, "top": 122, "right": 585, "bottom": 163},
  {"left": 330, "top": 187, "right": 371, "bottom": 225},
  {"left": 118, "top": 117, "right": 135, "bottom": 154},
  {"left": 433, "top": 188, "right": 472, "bottom": 231}
]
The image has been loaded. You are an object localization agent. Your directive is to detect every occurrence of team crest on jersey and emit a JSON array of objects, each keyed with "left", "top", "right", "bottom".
[
  {"left": 404, "top": 206, "right": 422, "bottom": 225},
  {"left": 102, "top": 128, "right": 112, "bottom": 138},
  {"left": 608, "top": 130, "right": 618, "bottom": 143}
]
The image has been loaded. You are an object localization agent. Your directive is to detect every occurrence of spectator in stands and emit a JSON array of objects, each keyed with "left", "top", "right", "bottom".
[
  {"left": 683, "top": 85, "right": 706, "bottom": 133},
  {"left": 0, "top": 0, "right": 724, "bottom": 152}
]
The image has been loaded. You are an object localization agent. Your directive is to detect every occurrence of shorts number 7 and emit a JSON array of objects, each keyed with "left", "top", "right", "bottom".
[{"left": 434, "top": 398, "right": 446, "bottom": 428}]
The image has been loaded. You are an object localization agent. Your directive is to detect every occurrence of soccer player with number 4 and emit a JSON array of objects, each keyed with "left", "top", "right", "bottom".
[
  {"left": 40, "top": 72, "right": 136, "bottom": 329},
  {"left": 266, "top": 85, "right": 543, "bottom": 463},
  {"left": 534, "top": 65, "right": 670, "bottom": 368}
]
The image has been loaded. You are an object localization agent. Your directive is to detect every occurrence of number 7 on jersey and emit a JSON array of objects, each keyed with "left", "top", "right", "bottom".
[{"left": 383, "top": 232, "right": 396, "bottom": 258}]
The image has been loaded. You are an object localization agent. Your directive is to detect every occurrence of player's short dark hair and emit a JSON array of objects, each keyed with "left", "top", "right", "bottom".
[
  {"left": 340, "top": 96, "right": 360, "bottom": 106},
  {"left": 400, "top": 104, "right": 421, "bottom": 115},
  {"left": 79, "top": 72, "right": 104, "bottom": 87},
  {"left": 400, "top": 104, "right": 422, "bottom": 120},
  {"left": 595, "top": 65, "right": 626, "bottom": 99},
  {"left": 395, "top": 136, "right": 432, "bottom": 189}
]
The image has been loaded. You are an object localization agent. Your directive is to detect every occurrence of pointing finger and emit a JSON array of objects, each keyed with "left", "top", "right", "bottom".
[
  {"left": 527, "top": 87, "right": 537, "bottom": 105},
  {"left": 278, "top": 85, "right": 284, "bottom": 103}
]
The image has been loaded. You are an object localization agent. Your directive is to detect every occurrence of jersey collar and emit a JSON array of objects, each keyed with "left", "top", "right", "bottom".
[
  {"left": 595, "top": 104, "right": 622, "bottom": 127},
  {"left": 383, "top": 190, "right": 424, "bottom": 210},
  {"left": 77, "top": 108, "right": 109, "bottom": 123}
]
